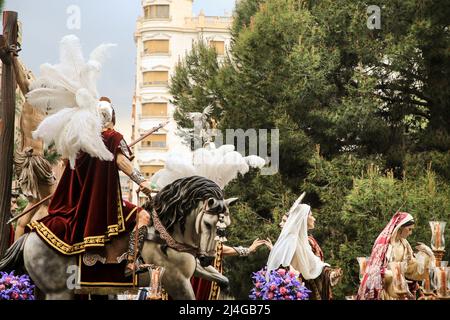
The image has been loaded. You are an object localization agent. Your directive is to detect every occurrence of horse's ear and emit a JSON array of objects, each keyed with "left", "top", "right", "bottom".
[{"left": 224, "top": 197, "right": 238, "bottom": 207}]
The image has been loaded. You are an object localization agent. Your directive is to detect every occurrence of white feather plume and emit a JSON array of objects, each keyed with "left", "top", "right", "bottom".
[
  {"left": 150, "top": 142, "right": 266, "bottom": 190},
  {"left": 244, "top": 155, "right": 266, "bottom": 168},
  {"left": 26, "top": 35, "right": 116, "bottom": 169},
  {"left": 26, "top": 88, "right": 77, "bottom": 114},
  {"left": 89, "top": 43, "right": 117, "bottom": 65},
  {"left": 57, "top": 34, "right": 85, "bottom": 80}
]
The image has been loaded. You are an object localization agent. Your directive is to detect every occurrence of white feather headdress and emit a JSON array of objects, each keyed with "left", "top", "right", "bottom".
[
  {"left": 151, "top": 142, "right": 266, "bottom": 190},
  {"left": 26, "top": 35, "right": 117, "bottom": 169}
]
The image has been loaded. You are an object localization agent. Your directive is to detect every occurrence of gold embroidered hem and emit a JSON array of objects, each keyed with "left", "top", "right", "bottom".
[
  {"left": 27, "top": 187, "right": 127, "bottom": 256},
  {"left": 28, "top": 220, "right": 125, "bottom": 256}
]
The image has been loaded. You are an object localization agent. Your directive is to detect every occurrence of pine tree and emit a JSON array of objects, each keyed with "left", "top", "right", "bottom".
[{"left": 169, "top": 0, "right": 450, "bottom": 299}]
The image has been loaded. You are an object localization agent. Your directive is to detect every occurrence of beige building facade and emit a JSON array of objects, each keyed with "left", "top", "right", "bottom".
[{"left": 132, "top": 0, "right": 233, "bottom": 203}]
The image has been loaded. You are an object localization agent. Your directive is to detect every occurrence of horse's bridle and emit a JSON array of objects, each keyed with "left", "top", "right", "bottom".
[{"left": 150, "top": 200, "right": 227, "bottom": 259}]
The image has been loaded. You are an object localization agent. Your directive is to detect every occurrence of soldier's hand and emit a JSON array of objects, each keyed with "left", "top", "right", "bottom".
[
  {"left": 248, "top": 238, "right": 267, "bottom": 253},
  {"left": 139, "top": 180, "right": 153, "bottom": 197}
]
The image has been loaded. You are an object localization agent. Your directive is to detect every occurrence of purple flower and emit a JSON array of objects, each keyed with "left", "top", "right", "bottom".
[
  {"left": 0, "top": 271, "right": 35, "bottom": 300},
  {"left": 249, "top": 267, "right": 311, "bottom": 300}
]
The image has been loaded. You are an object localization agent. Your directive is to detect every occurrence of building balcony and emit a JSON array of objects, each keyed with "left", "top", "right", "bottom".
[
  {"left": 141, "top": 81, "right": 169, "bottom": 88},
  {"left": 184, "top": 16, "right": 232, "bottom": 29},
  {"left": 139, "top": 114, "right": 169, "bottom": 120},
  {"left": 138, "top": 145, "right": 169, "bottom": 152},
  {"left": 137, "top": 16, "right": 173, "bottom": 29},
  {"left": 144, "top": 16, "right": 172, "bottom": 21},
  {"left": 141, "top": 51, "right": 172, "bottom": 57}
]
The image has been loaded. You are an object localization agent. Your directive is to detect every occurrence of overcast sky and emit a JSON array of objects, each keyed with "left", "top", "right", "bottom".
[{"left": 2, "top": 0, "right": 236, "bottom": 141}]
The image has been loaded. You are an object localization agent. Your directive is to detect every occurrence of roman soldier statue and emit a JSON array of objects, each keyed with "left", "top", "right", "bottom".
[{"left": 24, "top": 35, "right": 152, "bottom": 276}]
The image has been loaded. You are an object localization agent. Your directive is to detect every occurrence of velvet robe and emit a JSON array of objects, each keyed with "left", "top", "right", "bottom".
[{"left": 27, "top": 129, "right": 138, "bottom": 255}]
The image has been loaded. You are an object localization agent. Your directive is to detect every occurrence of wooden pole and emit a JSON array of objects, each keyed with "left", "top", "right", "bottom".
[
  {"left": 0, "top": 11, "right": 18, "bottom": 256},
  {"left": 129, "top": 120, "right": 170, "bottom": 148},
  {"left": 12, "top": 56, "right": 29, "bottom": 95}
]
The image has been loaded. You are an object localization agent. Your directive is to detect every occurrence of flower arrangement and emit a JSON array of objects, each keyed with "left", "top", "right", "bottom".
[
  {"left": 0, "top": 271, "right": 35, "bottom": 300},
  {"left": 249, "top": 267, "right": 311, "bottom": 300}
]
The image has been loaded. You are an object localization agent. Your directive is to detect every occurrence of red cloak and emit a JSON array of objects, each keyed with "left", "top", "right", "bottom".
[
  {"left": 27, "top": 129, "right": 138, "bottom": 255},
  {"left": 191, "top": 242, "right": 223, "bottom": 300}
]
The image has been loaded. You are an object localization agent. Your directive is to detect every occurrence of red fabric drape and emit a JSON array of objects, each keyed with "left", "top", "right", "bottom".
[
  {"left": 27, "top": 129, "right": 136, "bottom": 255},
  {"left": 9, "top": 225, "right": 15, "bottom": 246},
  {"left": 308, "top": 236, "right": 324, "bottom": 261},
  {"left": 357, "top": 212, "right": 410, "bottom": 300},
  {"left": 191, "top": 276, "right": 213, "bottom": 300}
]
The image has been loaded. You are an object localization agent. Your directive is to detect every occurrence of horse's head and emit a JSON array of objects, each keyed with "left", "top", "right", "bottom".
[
  {"left": 152, "top": 176, "right": 237, "bottom": 267},
  {"left": 195, "top": 197, "right": 237, "bottom": 267}
]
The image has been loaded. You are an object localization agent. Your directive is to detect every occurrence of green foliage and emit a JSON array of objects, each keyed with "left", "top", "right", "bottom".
[
  {"left": 231, "top": 0, "right": 266, "bottom": 36},
  {"left": 169, "top": 0, "right": 450, "bottom": 299},
  {"left": 223, "top": 202, "right": 282, "bottom": 299},
  {"left": 44, "top": 143, "right": 61, "bottom": 165},
  {"left": 16, "top": 197, "right": 28, "bottom": 213},
  {"left": 403, "top": 151, "right": 450, "bottom": 181},
  {"left": 170, "top": 40, "right": 224, "bottom": 128},
  {"left": 300, "top": 151, "right": 449, "bottom": 298},
  {"left": 336, "top": 164, "right": 450, "bottom": 297}
]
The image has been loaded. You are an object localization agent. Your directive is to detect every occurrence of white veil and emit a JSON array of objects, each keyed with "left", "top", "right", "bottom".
[{"left": 266, "top": 202, "right": 327, "bottom": 280}]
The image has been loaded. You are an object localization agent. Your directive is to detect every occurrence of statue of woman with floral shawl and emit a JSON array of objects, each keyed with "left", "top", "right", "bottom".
[{"left": 357, "top": 212, "right": 435, "bottom": 300}]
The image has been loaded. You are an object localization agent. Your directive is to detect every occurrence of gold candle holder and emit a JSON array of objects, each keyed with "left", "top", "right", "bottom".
[{"left": 433, "top": 250, "right": 445, "bottom": 267}]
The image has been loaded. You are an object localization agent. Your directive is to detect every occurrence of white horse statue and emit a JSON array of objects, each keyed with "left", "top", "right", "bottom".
[{"left": 1, "top": 176, "right": 235, "bottom": 299}]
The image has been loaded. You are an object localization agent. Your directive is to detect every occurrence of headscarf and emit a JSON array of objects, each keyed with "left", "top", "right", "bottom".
[
  {"left": 266, "top": 202, "right": 327, "bottom": 280},
  {"left": 356, "top": 212, "right": 414, "bottom": 300}
]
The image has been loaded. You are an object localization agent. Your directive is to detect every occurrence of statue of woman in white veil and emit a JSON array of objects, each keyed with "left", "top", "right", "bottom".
[{"left": 266, "top": 193, "right": 342, "bottom": 299}]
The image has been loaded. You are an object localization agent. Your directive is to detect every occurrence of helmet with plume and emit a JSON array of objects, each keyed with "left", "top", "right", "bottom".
[
  {"left": 26, "top": 34, "right": 117, "bottom": 169},
  {"left": 97, "top": 96, "right": 115, "bottom": 126}
]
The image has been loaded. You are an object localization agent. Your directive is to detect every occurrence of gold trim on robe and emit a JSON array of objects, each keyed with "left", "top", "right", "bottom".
[{"left": 27, "top": 185, "right": 126, "bottom": 256}]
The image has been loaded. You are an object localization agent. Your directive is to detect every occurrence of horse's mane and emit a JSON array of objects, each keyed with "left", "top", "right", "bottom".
[{"left": 150, "top": 176, "right": 224, "bottom": 234}]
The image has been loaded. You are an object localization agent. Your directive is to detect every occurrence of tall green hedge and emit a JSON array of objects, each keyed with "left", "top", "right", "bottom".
[{"left": 224, "top": 153, "right": 450, "bottom": 299}]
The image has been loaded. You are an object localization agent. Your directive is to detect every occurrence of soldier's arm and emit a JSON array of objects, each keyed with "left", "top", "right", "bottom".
[{"left": 116, "top": 153, "right": 153, "bottom": 196}]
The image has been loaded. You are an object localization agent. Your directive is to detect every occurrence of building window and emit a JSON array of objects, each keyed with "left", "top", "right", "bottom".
[
  {"left": 210, "top": 41, "right": 225, "bottom": 55},
  {"left": 143, "top": 71, "right": 169, "bottom": 86},
  {"left": 141, "top": 134, "right": 167, "bottom": 149},
  {"left": 145, "top": 5, "right": 170, "bottom": 19},
  {"left": 140, "top": 165, "right": 164, "bottom": 178},
  {"left": 144, "top": 40, "right": 170, "bottom": 55},
  {"left": 142, "top": 103, "right": 168, "bottom": 117}
]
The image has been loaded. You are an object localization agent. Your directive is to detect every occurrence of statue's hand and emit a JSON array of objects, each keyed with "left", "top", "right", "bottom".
[
  {"left": 248, "top": 238, "right": 268, "bottom": 253},
  {"left": 139, "top": 180, "right": 154, "bottom": 197},
  {"left": 330, "top": 268, "right": 343, "bottom": 286},
  {"left": 415, "top": 242, "right": 434, "bottom": 258}
]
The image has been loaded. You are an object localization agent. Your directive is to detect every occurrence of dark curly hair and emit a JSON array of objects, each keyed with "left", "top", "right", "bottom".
[{"left": 147, "top": 176, "right": 225, "bottom": 234}]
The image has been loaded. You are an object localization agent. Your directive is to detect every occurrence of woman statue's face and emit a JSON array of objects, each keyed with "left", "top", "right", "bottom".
[
  {"left": 307, "top": 212, "right": 316, "bottom": 230},
  {"left": 399, "top": 224, "right": 415, "bottom": 239},
  {"left": 279, "top": 214, "right": 288, "bottom": 228}
]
